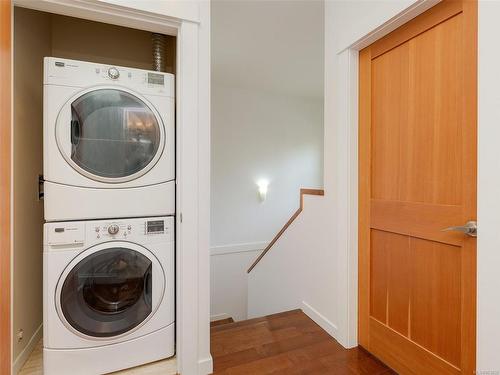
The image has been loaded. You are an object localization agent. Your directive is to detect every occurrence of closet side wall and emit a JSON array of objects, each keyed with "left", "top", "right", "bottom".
[
  {"left": 13, "top": 7, "right": 51, "bottom": 367},
  {"left": 50, "top": 14, "right": 176, "bottom": 73}
]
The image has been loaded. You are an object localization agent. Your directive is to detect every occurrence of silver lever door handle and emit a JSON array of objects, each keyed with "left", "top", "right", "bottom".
[{"left": 442, "top": 221, "right": 477, "bottom": 237}]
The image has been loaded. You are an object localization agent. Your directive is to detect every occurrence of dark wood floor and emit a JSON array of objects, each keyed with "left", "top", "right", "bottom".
[{"left": 210, "top": 309, "right": 395, "bottom": 375}]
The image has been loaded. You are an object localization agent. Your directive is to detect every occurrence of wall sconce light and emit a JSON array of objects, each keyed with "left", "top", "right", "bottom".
[{"left": 257, "top": 179, "right": 269, "bottom": 202}]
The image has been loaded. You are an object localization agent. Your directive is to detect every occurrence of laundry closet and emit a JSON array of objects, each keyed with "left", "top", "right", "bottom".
[{"left": 13, "top": 6, "right": 177, "bottom": 374}]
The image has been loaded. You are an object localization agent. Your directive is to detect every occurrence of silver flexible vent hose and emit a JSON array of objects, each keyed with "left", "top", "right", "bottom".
[{"left": 152, "top": 33, "right": 167, "bottom": 72}]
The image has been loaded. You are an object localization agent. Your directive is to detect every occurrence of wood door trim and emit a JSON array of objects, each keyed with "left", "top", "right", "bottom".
[
  {"left": 370, "top": 0, "right": 463, "bottom": 59},
  {"left": 0, "top": 1, "right": 11, "bottom": 373}
]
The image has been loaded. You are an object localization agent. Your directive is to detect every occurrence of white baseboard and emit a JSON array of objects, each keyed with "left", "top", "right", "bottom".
[
  {"left": 198, "top": 355, "right": 213, "bottom": 375},
  {"left": 13, "top": 324, "right": 42, "bottom": 375},
  {"left": 210, "top": 313, "right": 231, "bottom": 322},
  {"left": 210, "top": 241, "right": 267, "bottom": 256},
  {"left": 302, "top": 301, "right": 338, "bottom": 339}
]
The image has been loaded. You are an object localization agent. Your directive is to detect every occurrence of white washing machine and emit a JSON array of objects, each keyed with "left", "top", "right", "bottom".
[
  {"left": 43, "top": 216, "right": 175, "bottom": 375},
  {"left": 43, "top": 57, "right": 175, "bottom": 221}
]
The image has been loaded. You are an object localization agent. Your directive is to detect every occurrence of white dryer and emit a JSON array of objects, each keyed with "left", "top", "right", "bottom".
[
  {"left": 43, "top": 57, "right": 175, "bottom": 221},
  {"left": 43, "top": 216, "right": 175, "bottom": 375}
]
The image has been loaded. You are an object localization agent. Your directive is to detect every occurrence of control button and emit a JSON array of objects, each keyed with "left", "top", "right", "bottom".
[
  {"left": 95, "top": 227, "right": 100, "bottom": 232},
  {"left": 108, "top": 67, "right": 120, "bottom": 80},
  {"left": 127, "top": 225, "right": 132, "bottom": 230},
  {"left": 108, "top": 224, "right": 120, "bottom": 235},
  {"left": 97, "top": 234, "right": 100, "bottom": 239}
]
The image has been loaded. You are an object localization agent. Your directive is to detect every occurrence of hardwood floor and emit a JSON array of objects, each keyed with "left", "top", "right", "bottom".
[
  {"left": 211, "top": 309, "right": 395, "bottom": 375},
  {"left": 19, "top": 310, "right": 393, "bottom": 374}
]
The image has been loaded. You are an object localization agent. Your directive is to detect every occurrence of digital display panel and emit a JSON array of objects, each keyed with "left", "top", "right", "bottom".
[
  {"left": 148, "top": 73, "right": 165, "bottom": 86},
  {"left": 147, "top": 220, "right": 164, "bottom": 233}
]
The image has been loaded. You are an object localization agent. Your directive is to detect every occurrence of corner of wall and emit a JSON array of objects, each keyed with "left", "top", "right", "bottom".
[
  {"left": 12, "top": 324, "right": 42, "bottom": 375},
  {"left": 301, "top": 301, "right": 338, "bottom": 339}
]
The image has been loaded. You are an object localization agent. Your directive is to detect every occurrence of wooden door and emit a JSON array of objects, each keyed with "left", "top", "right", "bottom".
[
  {"left": 0, "top": 0, "right": 11, "bottom": 374},
  {"left": 358, "top": 1, "right": 477, "bottom": 374}
]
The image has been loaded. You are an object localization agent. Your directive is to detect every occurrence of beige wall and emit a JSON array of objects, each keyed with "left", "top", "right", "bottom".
[
  {"left": 13, "top": 7, "right": 175, "bottom": 369},
  {"left": 13, "top": 7, "right": 51, "bottom": 364},
  {"left": 50, "top": 14, "right": 175, "bottom": 73}
]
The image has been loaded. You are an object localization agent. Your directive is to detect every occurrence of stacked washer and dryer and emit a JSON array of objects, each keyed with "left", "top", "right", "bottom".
[{"left": 42, "top": 57, "right": 176, "bottom": 374}]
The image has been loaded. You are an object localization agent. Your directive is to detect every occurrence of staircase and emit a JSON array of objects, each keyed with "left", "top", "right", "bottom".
[
  {"left": 209, "top": 310, "right": 393, "bottom": 374},
  {"left": 211, "top": 187, "right": 339, "bottom": 346},
  {"left": 245, "top": 188, "right": 336, "bottom": 329}
]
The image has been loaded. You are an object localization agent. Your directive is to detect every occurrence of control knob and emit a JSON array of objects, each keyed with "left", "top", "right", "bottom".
[
  {"left": 108, "top": 224, "right": 120, "bottom": 235},
  {"left": 108, "top": 67, "right": 120, "bottom": 80}
]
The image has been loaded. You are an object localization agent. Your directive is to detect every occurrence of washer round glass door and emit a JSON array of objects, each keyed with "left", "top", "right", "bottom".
[
  {"left": 58, "top": 243, "right": 165, "bottom": 338},
  {"left": 55, "top": 87, "right": 165, "bottom": 183}
]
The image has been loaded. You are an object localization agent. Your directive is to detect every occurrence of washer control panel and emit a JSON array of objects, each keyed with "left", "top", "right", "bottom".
[
  {"left": 45, "top": 216, "right": 174, "bottom": 249},
  {"left": 146, "top": 219, "right": 165, "bottom": 235},
  {"left": 89, "top": 217, "right": 172, "bottom": 242},
  {"left": 94, "top": 221, "right": 132, "bottom": 240}
]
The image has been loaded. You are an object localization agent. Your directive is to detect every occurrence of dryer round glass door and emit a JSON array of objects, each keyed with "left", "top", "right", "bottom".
[
  {"left": 58, "top": 244, "right": 165, "bottom": 338},
  {"left": 55, "top": 87, "right": 166, "bottom": 183}
]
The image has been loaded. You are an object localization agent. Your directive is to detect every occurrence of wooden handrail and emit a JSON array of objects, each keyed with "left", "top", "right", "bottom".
[{"left": 247, "top": 188, "right": 324, "bottom": 273}]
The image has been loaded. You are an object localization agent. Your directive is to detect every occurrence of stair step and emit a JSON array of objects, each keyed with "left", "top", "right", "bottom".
[
  {"left": 210, "top": 317, "right": 234, "bottom": 327},
  {"left": 210, "top": 309, "right": 302, "bottom": 333}
]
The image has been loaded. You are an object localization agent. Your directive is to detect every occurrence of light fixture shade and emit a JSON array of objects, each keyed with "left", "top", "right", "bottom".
[{"left": 257, "top": 179, "right": 269, "bottom": 201}]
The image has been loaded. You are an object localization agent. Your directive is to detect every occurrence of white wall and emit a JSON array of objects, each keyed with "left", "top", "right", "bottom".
[
  {"left": 211, "top": 0, "right": 324, "bottom": 99},
  {"left": 210, "top": 84, "right": 323, "bottom": 320},
  {"left": 97, "top": 0, "right": 199, "bottom": 23},
  {"left": 210, "top": 0, "right": 324, "bottom": 323},
  {"left": 477, "top": 1, "right": 500, "bottom": 372},
  {"left": 210, "top": 247, "right": 263, "bottom": 322},
  {"left": 328, "top": 0, "right": 416, "bottom": 52},
  {"left": 247, "top": 194, "right": 336, "bottom": 337},
  {"left": 211, "top": 85, "right": 324, "bottom": 246}
]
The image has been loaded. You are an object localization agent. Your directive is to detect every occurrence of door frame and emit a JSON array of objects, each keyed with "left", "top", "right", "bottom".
[{"left": 1, "top": 1, "right": 211, "bottom": 374}]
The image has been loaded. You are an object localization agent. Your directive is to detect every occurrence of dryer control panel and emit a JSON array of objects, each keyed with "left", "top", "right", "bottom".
[
  {"left": 45, "top": 216, "right": 174, "bottom": 249},
  {"left": 44, "top": 57, "right": 175, "bottom": 98}
]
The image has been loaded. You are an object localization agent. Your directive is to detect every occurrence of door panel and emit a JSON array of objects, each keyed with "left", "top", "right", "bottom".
[
  {"left": 359, "top": 1, "right": 477, "bottom": 374},
  {"left": 387, "top": 232, "right": 410, "bottom": 337},
  {"left": 409, "top": 238, "right": 461, "bottom": 367},
  {"left": 371, "top": 15, "right": 462, "bottom": 206}
]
